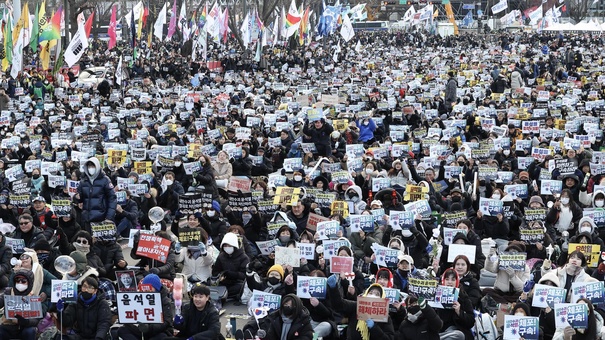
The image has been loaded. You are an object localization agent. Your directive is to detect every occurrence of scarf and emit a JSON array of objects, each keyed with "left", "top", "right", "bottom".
[
  {"left": 280, "top": 316, "right": 293, "bottom": 340},
  {"left": 356, "top": 320, "right": 370, "bottom": 340},
  {"left": 73, "top": 242, "right": 90, "bottom": 254}
]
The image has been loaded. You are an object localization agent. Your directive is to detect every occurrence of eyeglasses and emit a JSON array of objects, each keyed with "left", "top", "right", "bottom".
[
  {"left": 19, "top": 221, "right": 30, "bottom": 225},
  {"left": 76, "top": 239, "right": 89, "bottom": 245},
  {"left": 81, "top": 284, "right": 96, "bottom": 292},
  {"left": 15, "top": 279, "right": 28, "bottom": 284}
]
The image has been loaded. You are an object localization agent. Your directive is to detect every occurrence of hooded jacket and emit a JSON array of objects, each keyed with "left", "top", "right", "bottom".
[
  {"left": 77, "top": 157, "right": 117, "bottom": 224},
  {"left": 173, "top": 299, "right": 221, "bottom": 340},
  {"left": 244, "top": 294, "right": 314, "bottom": 340},
  {"left": 345, "top": 185, "right": 368, "bottom": 215},
  {"left": 1, "top": 270, "right": 47, "bottom": 327},
  {"left": 212, "top": 233, "right": 249, "bottom": 283},
  {"left": 398, "top": 301, "right": 442, "bottom": 340},
  {"left": 61, "top": 292, "right": 111, "bottom": 340},
  {"left": 435, "top": 271, "right": 476, "bottom": 340}
]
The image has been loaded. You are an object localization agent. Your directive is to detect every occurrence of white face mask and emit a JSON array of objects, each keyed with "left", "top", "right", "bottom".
[
  {"left": 514, "top": 313, "right": 525, "bottom": 316},
  {"left": 174, "top": 162, "right": 181, "bottom": 167},
  {"left": 503, "top": 150, "right": 510, "bottom": 156},
  {"left": 492, "top": 194, "right": 501, "bottom": 200},
  {"left": 580, "top": 227, "right": 591, "bottom": 234},
  {"left": 223, "top": 246, "right": 234, "bottom": 254},
  {"left": 294, "top": 175, "right": 302, "bottom": 181},
  {"left": 87, "top": 167, "right": 96, "bottom": 175},
  {"left": 15, "top": 283, "right": 28, "bottom": 292},
  {"left": 164, "top": 179, "right": 173, "bottom": 186},
  {"left": 596, "top": 200, "right": 604, "bottom": 207},
  {"left": 207, "top": 210, "right": 216, "bottom": 217},
  {"left": 561, "top": 197, "right": 570, "bottom": 205},
  {"left": 402, "top": 229, "right": 413, "bottom": 237}
]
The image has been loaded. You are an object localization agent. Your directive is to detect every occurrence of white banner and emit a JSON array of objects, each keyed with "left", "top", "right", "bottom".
[
  {"left": 491, "top": 0, "right": 508, "bottom": 14},
  {"left": 64, "top": 21, "right": 89, "bottom": 67}
]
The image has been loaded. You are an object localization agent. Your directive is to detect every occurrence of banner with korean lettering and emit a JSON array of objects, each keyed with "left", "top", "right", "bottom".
[
  {"left": 442, "top": 211, "right": 467, "bottom": 229},
  {"left": 384, "top": 288, "right": 401, "bottom": 305},
  {"left": 524, "top": 208, "right": 547, "bottom": 222},
  {"left": 582, "top": 209, "right": 605, "bottom": 228},
  {"left": 443, "top": 228, "right": 467, "bottom": 245},
  {"left": 519, "top": 227, "right": 544, "bottom": 244},
  {"left": 90, "top": 221, "right": 117, "bottom": 241},
  {"left": 349, "top": 214, "right": 375, "bottom": 233},
  {"left": 531, "top": 284, "right": 566, "bottom": 308},
  {"left": 297, "top": 242, "right": 315, "bottom": 260},
  {"left": 316, "top": 220, "right": 341, "bottom": 240},
  {"left": 389, "top": 210, "right": 415, "bottom": 231},
  {"left": 555, "top": 303, "right": 588, "bottom": 329},
  {"left": 248, "top": 290, "right": 282, "bottom": 315},
  {"left": 256, "top": 239, "right": 278, "bottom": 255},
  {"left": 322, "top": 239, "right": 351, "bottom": 260},
  {"left": 4, "top": 295, "right": 43, "bottom": 319},
  {"left": 568, "top": 243, "right": 600, "bottom": 267},
  {"left": 503, "top": 316, "right": 539, "bottom": 340},
  {"left": 498, "top": 253, "right": 527, "bottom": 271},
  {"left": 356, "top": 296, "right": 389, "bottom": 322},
  {"left": 571, "top": 281, "right": 604, "bottom": 308},
  {"left": 403, "top": 200, "right": 432, "bottom": 218},
  {"left": 371, "top": 243, "right": 400, "bottom": 267},
  {"left": 178, "top": 226, "right": 202, "bottom": 247},
  {"left": 433, "top": 286, "right": 459, "bottom": 309},
  {"left": 479, "top": 197, "right": 504, "bottom": 216},
  {"left": 51, "top": 280, "right": 78, "bottom": 303},
  {"left": 408, "top": 278, "right": 438, "bottom": 301},
  {"left": 117, "top": 292, "right": 163, "bottom": 323},
  {"left": 296, "top": 276, "right": 327, "bottom": 299},
  {"left": 136, "top": 234, "right": 172, "bottom": 262},
  {"left": 330, "top": 256, "right": 354, "bottom": 274},
  {"left": 503, "top": 184, "right": 528, "bottom": 199},
  {"left": 540, "top": 180, "right": 563, "bottom": 195}
]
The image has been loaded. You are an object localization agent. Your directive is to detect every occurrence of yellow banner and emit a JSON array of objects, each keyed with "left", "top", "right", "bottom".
[{"left": 445, "top": 3, "right": 459, "bottom": 36}]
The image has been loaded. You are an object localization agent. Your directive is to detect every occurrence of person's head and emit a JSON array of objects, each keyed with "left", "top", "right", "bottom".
[
  {"left": 528, "top": 195, "right": 544, "bottom": 208},
  {"left": 31, "top": 168, "right": 41, "bottom": 180},
  {"left": 579, "top": 217, "right": 595, "bottom": 235},
  {"left": 567, "top": 250, "right": 586, "bottom": 268},
  {"left": 280, "top": 294, "right": 301, "bottom": 319},
  {"left": 453, "top": 255, "right": 471, "bottom": 276},
  {"left": 512, "top": 302, "right": 530, "bottom": 316},
  {"left": 13, "top": 270, "right": 33, "bottom": 295},
  {"left": 33, "top": 240, "right": 52, "bottom": 265},
  {"left": 72, "top": 231, "right": 92, "bottom": 253},
  {"left": 376, "top": 269, "right": 392, "bottom": 288},
  {"left": 313, "top": 119, "right": 323, "bottom": 129},
  {"left": 187, "top": 214, "right": 201, "bottom": 228},
  {"left": 365, "top": 284, "right": 384, "bottom": 298},
  {"left": 164, "top": 171, "right": 175, "bottom": 184},
  {"left": 576, "top": 298, "right": 594, "bottom": 316},
  {"left": 560, "top": 188, "right": 572, "bottom": 205},
  {"left": 290, "top": 201, "right": 305, "bottom": 216},
  {"left": 424, "top": 168, "right": 435, "bottom": 182},
  {"left": 141, "top": 273, "right": 163, "bottom": 292},
  {"left": 119, "top": 272, "right": 134, "bottom": 287},
  {"left": 300, "top": 231, "right": 313, "bottom": 244},
  {"left": 18, "top": 214, "right": 34, "bottom": 233},
  {"left": 267, "top": 264, "right": 284, "bottom": 285},
  {"left": 398, "top": 255, "right": 414, "bottom": 272},
  {"left": 81, "top": 276, "right": 99, "bottom": 300},
  {"left": 220, "top": 232, "right": 239, "bottom": 255},
  {"left": 217, "top": 150, "right": 229, "bottom": 162},
  {"left": 442, "top": 268, "right": 459, "bottom": 288},
  {"left": 190, "top": 283, "right": 211, "bottom": 310},
  {"left": 337, "top": 245, "right": 353, "bottom": 257}
]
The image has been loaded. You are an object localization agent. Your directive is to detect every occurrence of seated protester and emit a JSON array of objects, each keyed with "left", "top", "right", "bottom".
[
  {"left": 33, "top": 239, "right": 62, "bottom": 279},
  {"left": 227, "top": 225, "right": 257, "bottom": 259},
  {"left": 175, "top": 228, "right": 216, "bottom": 284},
  {"left": 131, "top": 231, "right": 176, "bottom": 282},
  {"left": 524, "top": 221, "right": 553, "bottom": 262},
  {"left": 545, "top": 188, "right": 582, "bottom": 240},
  {"left": 11, "top": 213, "right": 47, "bottom": 249},
  {"left": 392, "top": 255, "right": 417, "bottom": 293},
  {"left": 474, "top": 190, "right": 510, "bottom": 251},
  {"left": 243, "top": 294, "right": 313, "bottom": 340},
  {"left": 68, "top": 231, "right": 107, "bottom": 278},
  {"left": 553, "top": 298, "right": 598, "bottom": 340},
  {"left": 60, "top": 276, "right": 112, "bottom": 340},
  {"left": 118, "top": 274, "right": 174, "bottom": 340},
  {"left": 326, "top": 278, "right": 396, "bottom": 340},
  {"left": 169, "top": 283, "right": 221, "bottom": 340},
  {"left": 451, "top": 255, "right": 482, "bottom": 309},
  {"left": 375, "top": 268, "right": 407, "bottom": 327},
  {"left": 115, "top": 190, "right": 140, "bottom": 238},
  {"left": 29, "top": 195, "right": 58, "bottom": 240},
  {"left": 92, "top": 235, "right": 128, "bottom": 281},
  {"left": 483, "top": 241, "right": 531, "bottom": 303},
  {"left": 320, "top": 245, "right": 365, "bottom": 300},
  {"left": 298, "top": 231, "right": 319, "bottom": 273},
  {"left": 438, "top": 233, "right": 485, "bottom": 280},
  {"left": 436, "top": 269, "right": 476, "bottom": 340},
  {"left": 370, "top": 237, "right": 405, "bottom": 274},
  {"left": 557, "top": 217, "right": 605, "bottom": 267},
  {"left": 507, "top": 302, "right": 544, "bottom": 340},
  {"left": 59, "top": 211, "right": 82, "bottom": 245},
  {"left": 349, "top": 229, "right": 377, "bottom": 273},
  {"left": 212, "top": 232, "right": 249, "bottom": 300},
  {"left": 224, "top": 205, "right": 265, "bottom": 252},
  {"left": 542, "top": 250, "right": 598, "bottom": 301},
  {"left": 0, "top": 232, "right": 12, "bottom": 289},
  {"left": 200, "top": 201, "right": 229, "bottom": 249},
  {"left": 11, "top": 250, "right": 57, "bottom": 306},
  {"left": 275, "top": 224, "right": 299, "bottom": 247},
  {"left": 398, "top": 296, "right": 442, "bottom": 340},
  {"left": 246, "top": 264, "right": 288, "bottom": 296},
  {"left": 0, "top": 270, "right": 47, "bottom": 340},
  {"left": 388, "top": 216, "right": 430, "bottom": 270},
  {"left": 518, "top": 271, "right": 564, "bottom": 339}
]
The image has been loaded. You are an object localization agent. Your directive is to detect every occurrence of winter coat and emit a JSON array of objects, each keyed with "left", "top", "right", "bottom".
[
  {"left": 200, "top": 215, "right": 229, "bottom": 249},
  {"left": 485, "top": 256, "right": 530, "bottom": 293},
  {"left": 173, "top": 301, "right": 221, "bottom": 339},
  {"left": 92, "top": 241, "right": 125, "bottom": 279},
  {"left": 130, "top": 239, "right": 176, "bottom": 280},
  {"left": 303, "top": 119, "right": 333, "bottom": 147},
  {"left": 116, "top": 199, "right": 139, "bottom": 225},
  {"left": 244, "top": 294, "right": 314, "bottom": 340},
  {"left": 435, "top": 290, "right": 476, "bottom": 340},
  {"left": 445, "top": 78, "right": 458, "bottom": 107},
  {"left": 357, "top": 119, "right": 377, "bottom": 143},
  {"left": 11, "top": 226, "right": 47, "bottom": 249},
  {"left": 398, "top": 304, "right": 442, "bottom": 340},
  {"left": 77, "top": 157, "right": 117, "bottom": 224},
  {"left": 62, "top": 293, "right": 112, "bottom": 340},
  {"left": 212, "top": 247, "right": 249, "bottom": 285},
  {"left": 176, "top": 246, "right": 216, "bottom": 282},
  {"left": 510, "top": 70, "right": 524, "bottom": 90},
  {"left": 212, "top": 160, "right": 232, "bottom": 180},
  {"left": 541, "top": 265, "right": 598, "bottom": 302}
]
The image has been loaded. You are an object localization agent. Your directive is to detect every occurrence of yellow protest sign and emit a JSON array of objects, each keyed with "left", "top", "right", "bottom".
[
  {"left": 330, "top": 201, "right": 349, "bottom": 218},
  {"left": 404, "top": 184, "right": 429, "bottom": 201},
  {"left": 569, "top": 243, "right": 600, "bottom": 268},
  {"left": 273, "top": 187, "right": 301, "bottom": 205},
  {"left": 108, "top": 149, "right": 127, "bottom": 167},
  {"left": 134, "top": 161, "right": 153, "bottom": 175}
]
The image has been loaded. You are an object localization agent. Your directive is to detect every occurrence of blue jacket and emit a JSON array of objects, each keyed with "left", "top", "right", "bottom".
[
  {"left": 356, "top": 118, "right": 376, "bottom": 142},
  {"left": 78, "top": 157, "right": 117, "bottom": 224}
]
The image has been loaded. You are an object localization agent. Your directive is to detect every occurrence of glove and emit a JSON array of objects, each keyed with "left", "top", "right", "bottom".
[
  {"left": 409, "top": 225, "right": 418, "bottom": 235},
  {"left": 138, "top": 323, "right": 150, "bottom": 334},
  {"left": 418, "top": 297, "right": 427, "bottom": 310},
  {"left": 148, "top": 267, "right": 160, "bottom": 275},
  {"left": 366, "top": 319, "right": 375, "bottom": 329},
  {"left": 174, "top": 314, "right": 184, "bottom": 325},
  {"left": 563, "top": 326, "right": 575, "bottom": 340},
  {"left": 327, "top": 274, "right": 338, "bottom": 288},
  {"left": 246, "top": 262, "right": 254, "bottom": 274},
  {"left": 56, "top": 299, "right": 64, "bottom": 313},
  {"left": 505, "top": 266, "right": 515, "bottom": 276},
  {"left": 15, "top": 315, "right": 28, "bottom": 327}
]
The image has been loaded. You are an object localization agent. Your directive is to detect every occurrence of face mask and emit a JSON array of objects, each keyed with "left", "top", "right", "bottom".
[
  {"left": 207, "top": 210, "right": 216, "bottom": 217},
  {"left": 366, "top": 168, "right": 374, "bottom": 173},
  {"left": 458, "top": 161, "right": 465, "bottom": 166},
  {"left": 223, "top": 246, "right": 234, "bottom": 254},
  {"left": 15, "top": 283, "right": 28, "bottom": 292},
  {"left": 80, "top": 292, "right": 94, "bottom": 301},
  {"left": 174, "top": 162, "right": 181, "bottom": 167},
  {"left": 402, "top": 229, "right": 413, "bottom": 237},
  {"left": 73, "top": 242, "right": 90, "bottom": 254},
  {"left": 514, "top": 313, "right": 525, "bottom": 316},
  {"left": 87, "top": 167, "right": 96, "bottom": 175},
  {"left": 294, "top": 175, "right": 302, "bottom": 181},
  {"left": 452, "top": 196, "right": 461, "bottom": 202},
  {"left": 164, "top": 179, "right": 173, "bottom": 186},
  {"left": 363, "top": 121, "right": 370, "bottom": 126},
  {"left": 503, "top": 150, "right": 510, "bottom": 156},
  {"left": 37, "top": 253, "right": 49, "bottom": 264},
  {"left": 561, "top": 197, "right": 570, "bottom": 205},
  {"left": 282, "top": 305, "right": 295, "bottom": 317},
  {"left": 492, "top": 194, "right": 501, "bottom": 200},
  {"left": 268, "top": 277, "right": 280, "bottom": 285},
  {"left": 23, "top": 144, "right": 29, "bottom": 149},
  {"left": 33, "top": 174, "right": 40, "bottom": 179},
  {"left": 596, "top": 200, "right": 604, "bottom": 207},
  {"left": 580, "top": 227, "right": 591, "bottom": 234},
  {"left": 279, "top": 236, "right": 290, "bottom": 244},
  {"left": 37, "top": 129, "right": 42, "bottom": 133}
]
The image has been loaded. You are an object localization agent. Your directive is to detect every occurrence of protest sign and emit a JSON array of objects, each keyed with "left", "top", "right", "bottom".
[
  {"left": 531, "top": 284, "right": 567, "bottom": 308},
  {"left": 503, "top": 316, "right": 539, "bottom": 340},
  {"left": 249, "top": 290, "right": 282, "bottom": 315},
  {"left": 229, "top": 192, "right": 253, "bottom": 212},
  {"left": 433, "top": 286, "right": 459, "bottom": 309},
  {"left": 178, "top": 227, "right": 202, "bottom": 247},
  {"left": 372, "top": 243, "right": 400, "bottom": 267},
  {"left": 384, "top": 288, "right": 401, "bottom": 305},
  {"left": 306, "top": 213, "right": 329, "bottom": 232},
  {"left": 330, "top": 256, "right": 354, "bottom": 274},
  {"left": 441, "top": 211, "right": 467, "bottom": 229},
  {"left": 582, "top": 209, "right": 605, "bottom": 228},
  {"left": 554, "top": 303, "right": 588, "bottom": 329},
  {"left": 5, "top": 237, "right": 25, "bottom": 254},
  {"left": 408, "top": 278, "right": 438, "bottom": 301},
  {"left": 503, "top": 184, "right": 528, "bottom": 199},
  {"left": 228, "top": 176, "right": 252, "bottom": 193},
  {"left": 570, "top": 281, "right": 604, "bottom": 308},
  {"left": 91, "top": 221, "right": 117, "bottom": 241},
  {"left": 322, "top": 239, "right": 350, "bottom": 261},
  {"left": 117, "top": 292, "right": 163, "bottom": 324},
  {"left": 404, "top": 184, "right": 428, "bottom": 201},
  {"left": 479, "top": 197, "right": 504, "bottom": 216},
  {"left": 498, "top": 253, "right": 527, "bottom": 271},
  {"left": 4, "top": 295, "right": 43, "bottom": 319},
  {"left": 447, "top": 244, "right": 476, "bottom": 264},
  {"left": 296, "top": 276, "right": 327, "bottom": 299},
  {"left": 178, "top": 193, "right": 203, "bottom": 214},
  {"left": 273, "top": 187, "right": 301, "bottom": 205},
  {"left": 524, "top": 208, "right": 547, "bottom": 222},
  {"left": 519, "top": 227, "right": 544, "bottom": 244},
  {"left": 316, "top": 220, "right": 341, "bottom": 240},
  {"left": 349, "top": 214, "right": 375, "bottom": 233},
  {"left": 297, "top": 242, "right": 315, "bottom": 260},
  {"left": 540, "top": 180, "right": 563, "bottom": 195},
  {"left": 443, "top": 228, "right": 467, "bottom": 246},
  {"left": 568, "top": 243, "right": 600, "bottom": 267},
  {"left": 11, "top": 178, "right": 31, "bottom": 195},
  {"left": 554, "top": 158, "right": 578, "bottom": 175},
  {"left": 256, "top": 240, "right": 278, "bottom": 255},
  {"left": 51, "top": 280, "right": 78, "bottom": 303},
  {"left": 52, "top": 198, "right": 72, "bottom": 217},
  {"left": 136, "top": 234, "right": 172, "bottom": 262},
  {"left": 274, "top": 246, "right": 300, "bottom": 268},
  {"left": 356, "top": 296, "right": 389, "bottom": 322},
  {"left": 389, "top": 210, "right": 415, "bottom": 230}
]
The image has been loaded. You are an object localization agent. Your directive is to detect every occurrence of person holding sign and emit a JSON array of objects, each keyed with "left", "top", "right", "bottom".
[
  {"left": 435, "top": 269, "right": 476, "bottom": 340},
  {"left": 0, "top": 270, "right": 45, "bottom": 340},
  {"left": 545, "top": 189, "right": 582, "bottom": 238},
  {"left": 246, "top": 264, "right": 288, "bottom": 297},
  {"left": 170, "top": 283, "right": 221, "bottom": 340},
  {"left": 243, "top": 293, "right": 314, "bottom": 340},
  {"left": 543, "top": 251, "right": 598, "bottom": 300},
  {"left": 59, "top": 276, "right": 112, "bottom": 340},
  {"left": 11, "top": 214, "right": 47, "bottom": 250},
  {"left": 326, "top": 278, "right": 396, "bottom": 340},
  {"left": 553, "top": 298, "right": 598, "bottom": 340},
  {"left": 303, "top": 118, "right": 333, "bottom": 157},
  {"left": 212, "top": 232, "right": 249, "bottom": 300},
  {"left": 483, "top": 241, "right": 531, "bottom": 303}
]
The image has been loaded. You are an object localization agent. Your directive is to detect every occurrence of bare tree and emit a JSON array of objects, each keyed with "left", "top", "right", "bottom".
[{"left": 566, "top": 0, "right": 591, "bottom": 23}]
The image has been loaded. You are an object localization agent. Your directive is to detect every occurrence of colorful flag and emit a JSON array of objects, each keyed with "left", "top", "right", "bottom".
[
  {"left": 30, "top": 3, "right": 39, "bottom": 52},
  {"left": 285, "top": 0, "right": 301, "bottom": 38},
  {"left": 461, "top": 11, "right": 473, "bottom": 27},
  {"left": 445, "top": 3, "right": 458, "bottom": 34},
  {"left": 116, "top": 54, "right": 123, "bottom": 86},
  {"left": 64, "top": 19, "right": 89, "bottom": 67},
  {"left": 39, "top": 6, "right": 62, "bottom": 42},
  {"left": 108, "top": 5, "right": 117, "bottom": 49},
  {"left": 84, "top": 11, "right": 94, "bottom": 38},
  {"left": 2, "top": 13, "right": 13, "bottom": 72},
  {"left": 220, "top": 7, "right": 229, "bottom": 43},
  {"left": 154, "top": 3, "right": 167, "bottom": 41},
  {"left": 199, "top": 3, "right": 207, "bottom": 28},
  {"left": 13, "top": 3, "right": 29, "bottom": 43},
  {"left": 167, "top": 0, "right": 177, "bottom": 40},
  {"left": 298, "top": 7, "right": 309, "bottom": 45},
  {"left": 130, "top": 10, "right": 136, "bottom": 47}
]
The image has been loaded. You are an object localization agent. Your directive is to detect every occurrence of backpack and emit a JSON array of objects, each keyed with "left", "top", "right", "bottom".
[{"left": 474, "top": 311, "right": 499, "bottom": 340}]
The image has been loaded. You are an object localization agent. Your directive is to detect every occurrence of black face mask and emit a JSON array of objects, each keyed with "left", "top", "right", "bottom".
[
  {"left": 282, "top": 305, "right": 295, "bottom": 317},
  {"left": 268, "top": 277, "right": 280, "bottom": 285},
  {"left": 458, "top": 161, "right": 465, "bottom": 166},
  {"left": 452, "top": 196, "right": 461, "bottom": 202},
  {"left": 33, "top": 174, "right": 40, "bottom": 179},
  {"left": 80, "top": 292, "right": 94, "bottom": 300}
]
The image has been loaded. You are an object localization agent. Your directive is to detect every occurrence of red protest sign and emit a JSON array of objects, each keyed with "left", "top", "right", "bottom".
[
  {"left": 330, "top": 256, "right": 354, "bottom": 274},
  {"left": 306, "top": 213, "right": 329, "bottom": 232},
  {"left": 135, "top": 234, "right": 171, "bottom": 262},
  {"left": 228, "top": 177, "right": 252, "bottom": 193},
  {"left": 357, "top": 296, "right": 389, "bottom": 323}
]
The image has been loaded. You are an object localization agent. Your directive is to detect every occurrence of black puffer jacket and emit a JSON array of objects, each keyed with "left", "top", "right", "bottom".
[
  {"left": 244, "top": 294, "right": 314, "bottom": 340},
  {"left": 212, "top": 246, "right": 249, "bottom": 285},
  {"left": 397, "top": 304, "right": 443, "bottom": 340},
  {"left": 77, "top": 157, "right": 117, "bottom": 225},
  {"left": 131, "top": 237, "right": 176, "bottom": 280},
  {"left": 0, "top": 235, "right": 12, "bottom": 284},
  {"left": 173, "top": 301, "right": 221, "bottom": 339},
  {"left": 93, "top": 241, "right": 125, "bottom": 280},
  {"left": 11, "top": 225, "right": 46, "bottom": 249},
  {"left": 62, "top": 292, "right": 111, "bottom": 339}
]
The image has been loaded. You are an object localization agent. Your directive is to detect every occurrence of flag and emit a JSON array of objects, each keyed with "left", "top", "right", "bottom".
[
  {"left": 155, "top": 3, "right": 167, "bottom": 41},
  {"left": 253, "top": 307, "right": 269, "bottom": 321},
  {"left": 130, "top": 10, "right": 136, "bottom": 47},
  {"left": 116, "top": 54, "right": 123, "bottom": 86},
  {"left": 355, "top": 40, "right": 362, "bottom": 52},
  {"left": 285, "top": 0, "right": 301, "bottom": 38},
  {"left": 279, "top": 6, "right": 286, "bottom": 38},
  {"left": 219, "top": 7, "right": 229, "bottom": 43},
  {"left": 167, "top": 0, "right": 177, "bottom": 40},
  {"left": 11, "top": 28, "right": 25, "bottom": 79},
  {"left": 13, "top": 0, "right": 21, "bottom": 25},
  {"left": 298, "top": 7, "right": 309, "bottom": 45},
  {"left": 199, "top": 3, "right": 207, "bottom": 28},
  {"left": 137, "top": 6, "right": 145, "bottom": 39},
  {"left": 332, "top": 39, "right": 340, "bottom": 63},
  {"left": 206, "top": 2, "right": 221, "bottom": 42},
  {"left": 528, "top": 5, "right": 543, "bottom": 25},
  {"left": 39, "top": 6, "right": 62, "bottom": 42},
  {"left": 84, "top": 11, "right": 94, "bottom": 38},
  {"left": 64, "top": 19, "right": 89, "bottom": 67},
  {"left": 403, "top": 6, "right": 416, "bottom": 22},
  {"left": 178, "top": 1, "right": 186, "bottom": 31},
  {"left": 340, "top": 14, "right": 354, "bottom": 42},
  {"left": 445, "top": 3, "right": 458, "bottom": 34},
  {"left": 13, "top": 3, "right": 29, "bottom": 43},
  {"left": 461, "top": 11, "right": 473, "bottom": 27},
  {"left": 2, "top": 14, "right": 13, "bottom": 72},
  {"left": 30, "top": 3, "right": 39, "bottom": 52},
  {"left": 491, "top": 0, "right": 508, "bottom": 14},
  {"left": 240, "top": 12, "right": 251, "bottom": 46},
  {"left": 108, "top": 5, "right": 117, "bottom": 49},
  {"left": 349, "top": 3, "right": 366, "bottom": 21}
]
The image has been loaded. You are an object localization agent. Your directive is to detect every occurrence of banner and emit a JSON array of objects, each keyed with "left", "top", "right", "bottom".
[
  {"left": 349, "top": 214, "right": 375, "bottom": 233},
  {"left": 274, "top": 246, "right": 300, "bottom": 268},
  {"left": 479, "top": 197, "right": 504, "bottom": 216},
  {"left": 330, "top": 256, "right": 354, "bottom": 274},
  {"left": 316, "top": 220, "right": 340, "bottom": 240},
  {"left": 51, "top": 280, "right": 78, "bottom": 303},
  {"left": 498, "top": 253, "right": 527, "bottom": 271},
  {"left": 491, "top": 0, "right": 508, "bottom": 14},
  {"left": 503, "top": 316, "right": 539, "bottom": 340},
  {"left": 372, "top": 243, "right": 400, "bottom": 267},
  {"left": 117, "top": 292, "right": 163, "bottom": 323},
  {"left": 356, "top": 296, "right": 389, "bottom": 322},
  {"left": 433, "top": 285, "right": 459, "bottom": 309},
  {"left": 90, "top": 221, "right": 117, "bottom": 241},
  {"left": 570, "top": 281, "right": 604, "bottom": 308},
  {"left": 442, "top": 211, "right": 466, "bottom": 229},
  {"left": 322, "top": 239, "right": 350, "bottom": 260},
  {"left": 408, "top": 278, "right": 438, "bottom": 301},
  {"left": 177, "top": 226, "right": 201, "bottom": 247},
  {"left": 297, "top": 242, "right": 315, "bottom": 260},
  {"left": 249, "top": 290, "right": 282, "bottom": 315},
  {"left": 256, "top": 239, "right": 278, "bottom": 255},
  {"left": 296, "top": 276, "right": 327, "bottom": 299},
  {"left": 568, "top": 243, "right": 600, "bottom": 267},
  {"left": 389, "top": 211, "right": 415, "bottom": 231},
  {"left": 443, "top": 227, "right": 466, "bottom": 245},
  {"left": 178, "top": 193, "right": 203, "bottom": 214},
  {"left": 136, "top": 234, "right": 172, "bottom": 262},
  {"left": 531, "top": 284, "right": 566, "bottom": 308},
  {"left": 554, "top": 303, "right": 588, "bottom": 329},
  {"left": 4, "top": 295, "right": 43, "bottom": 319}
]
